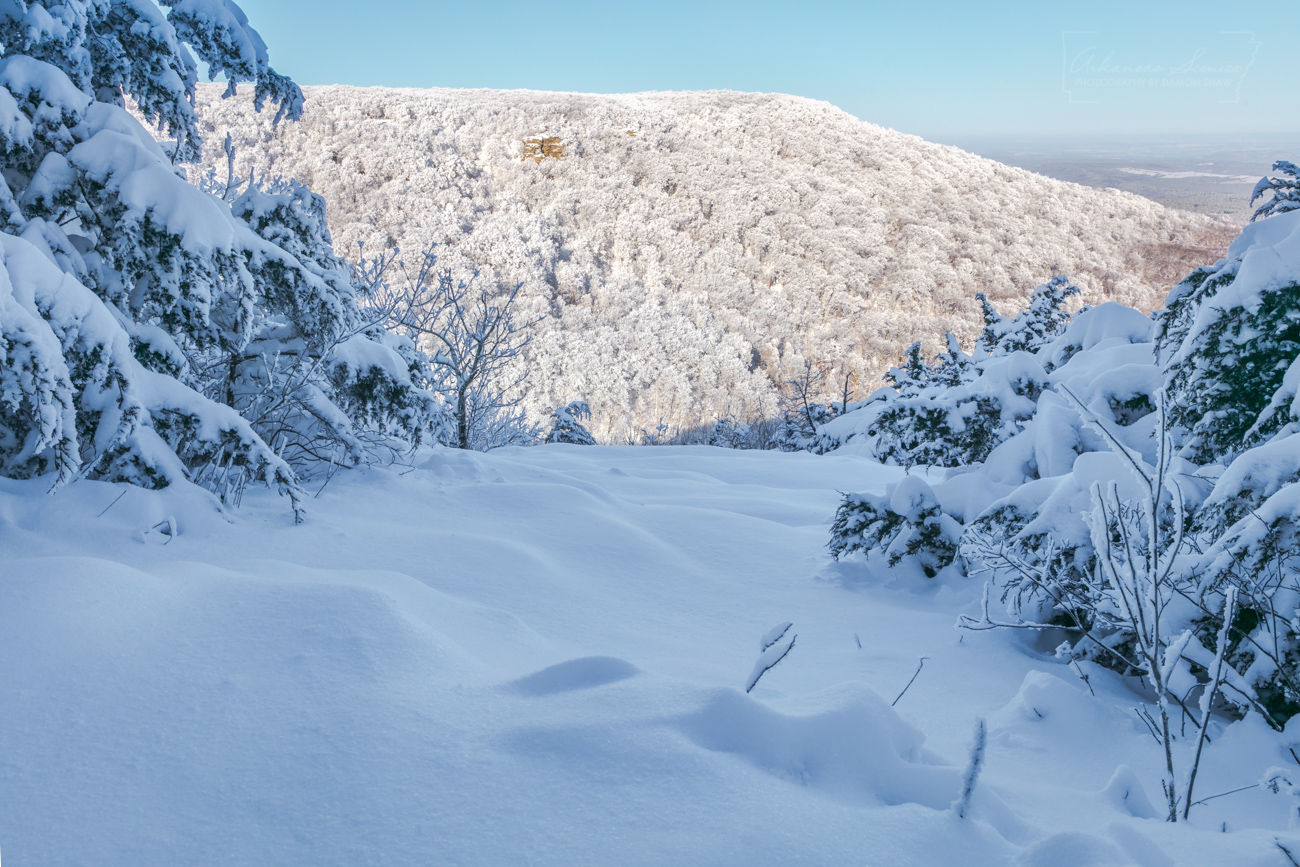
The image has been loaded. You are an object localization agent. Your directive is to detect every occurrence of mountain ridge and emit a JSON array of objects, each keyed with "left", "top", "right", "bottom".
[{"left": 193, "top": 84, "right": 1234, "bottom": 437}]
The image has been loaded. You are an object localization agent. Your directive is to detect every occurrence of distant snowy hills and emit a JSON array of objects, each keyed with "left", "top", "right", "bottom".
[{"left": 193, "top": 86, "right": 1233, "bottom": 438}]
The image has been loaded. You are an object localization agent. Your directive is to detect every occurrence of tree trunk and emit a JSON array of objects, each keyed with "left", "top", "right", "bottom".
[{"left": 456, "top": 388, "right": 470, "bottom": 449}]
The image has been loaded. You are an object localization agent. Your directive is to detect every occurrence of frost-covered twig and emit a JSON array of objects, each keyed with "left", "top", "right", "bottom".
[
  {"left": 1134, "top": 706, "right": 1161, "bottom": 743},
  {"left": 96, "top": 489, "right": 129, "bottom": 519},
  {"left": 1187, "top": 783, "right": 1257, "bottom": 808},
  {"left": 954, "top": 718, "right": 987, "bottom": 818},
  {"left": 1070, "top": 659, "right": 1095, "bottom": 696},
  {"left": 1184, "top": 587, "right": 1237, "bottom": 819}
]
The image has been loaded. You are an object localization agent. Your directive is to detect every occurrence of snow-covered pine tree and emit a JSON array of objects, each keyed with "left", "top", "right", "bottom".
[
  {"left": 1162, "top": 200, "right": 1300, "bottom": 724},
  {"left": 1158, "top": 204, "right": 1300, "bottom": 464},
  {"left": 869, "top": 334, "right": 999, "bottom": 469},
  {"left": 219, "top": 177, "right": 446, "bottom": 468},
  {"left": 868, "top": 277, "right": 1074, "bottom": 468},
  {"left": 0, "top": 1, "right": 444, "bottom": 519},
  {"left": 929, "top": 332, "right": 976, "bottom": 388},
  {"left": 884, "top": 341, "right": 928, "bottom": 397},
  {"left": 546, "top": 400, "right": 595, "bottom": 445},
  {"left": 976, "top": 275, "right": 1080, "bottom": 357},
  {"left": 1251, "top": 161, "right": 1300, "bottom": 222}
]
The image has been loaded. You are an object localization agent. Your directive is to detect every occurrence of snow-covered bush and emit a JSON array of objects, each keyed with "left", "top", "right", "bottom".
[
  {"left": 777, "top": 401, "right": 839, "bottom": 453},
  {"left": 829, "top": 475, "right": 960, "bottom": 577},
  {"left": 865, "top": 278, "right": 1071, "bottom": 468},
  {"left": 706, "top": 416, "right": 747, "bottom": 448},
  {"left": 771, "top": 361, "right": 842, "bottom": 454},
  {"left": 0, "top": 1, "right": 447, "bottom": 519},
  {"left": 830, "top": 189, "right": 1300, "bottom": 739},
  {"left": 828, "top": 197, "right": 1300, "bottom": 818},
  {"left": 546, "top": 401, "right": 595, "bottom": 445},
  {"left": 1158, "top": 241, "right": 1300, "bottom": 464},
  {"left": 632, "top": 414, "right": 780, "bottom": 449},
  {"left": 976, "top": 276, "right": 1080, "bottom": 356}
]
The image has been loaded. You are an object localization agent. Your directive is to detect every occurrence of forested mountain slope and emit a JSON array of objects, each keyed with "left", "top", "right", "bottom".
[{"left": 194, "top": 85, "right": 1232, "bottom": 437}]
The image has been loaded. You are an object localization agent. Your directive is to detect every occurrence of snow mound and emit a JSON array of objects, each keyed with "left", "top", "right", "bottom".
[
  {"left": 509, "top": 656, "right": 640, "bottom": 696},
  {"left": 1013, "top": 832, "right": 1131, "bottom": 867},
  {"left": 678, "top": 685, "right": 958, "bottom": 808},
  {"left": 989, "top": 671, "right": 1139, "bottom": 753},
  {"left": 1099, "top": 766, "right": 1159, "bottom": 820}
]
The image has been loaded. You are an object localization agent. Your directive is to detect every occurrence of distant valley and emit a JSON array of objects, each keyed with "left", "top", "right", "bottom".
[{"left": 960, "top": 137, "right": 1289, "bottom": 224}]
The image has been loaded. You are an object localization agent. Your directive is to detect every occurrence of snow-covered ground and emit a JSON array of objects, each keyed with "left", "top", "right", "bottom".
[{"left": 1, "top": 446, "right": 1294, "bottom": 865}]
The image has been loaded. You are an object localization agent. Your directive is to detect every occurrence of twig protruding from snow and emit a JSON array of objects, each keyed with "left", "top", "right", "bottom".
[
  {"left": 746, "top": 623, "right": 796, "bottom": 693},
  {"left": 954, "top": 717, "right": 987, "bottom": 819},
  {"left": 891, "top": 656, "right": 929, "bottom": 707}
]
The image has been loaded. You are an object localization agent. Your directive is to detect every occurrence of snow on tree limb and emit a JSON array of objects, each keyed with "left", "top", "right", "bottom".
[{"left": 0, "top": 1, "right": 446, "bottom": 519}]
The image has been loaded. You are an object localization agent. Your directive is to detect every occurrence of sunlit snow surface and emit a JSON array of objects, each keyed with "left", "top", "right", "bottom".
[{"left": 0, "top": 446, "right": 1294, "bottom": 865}]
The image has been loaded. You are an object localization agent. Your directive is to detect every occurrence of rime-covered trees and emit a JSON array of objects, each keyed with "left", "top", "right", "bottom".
[
  {"left": 0, "top": 1, "right": 444, "bottom": 519},
  {"left": 191, "top": 86, "right": 1229, "bottom": 441}
]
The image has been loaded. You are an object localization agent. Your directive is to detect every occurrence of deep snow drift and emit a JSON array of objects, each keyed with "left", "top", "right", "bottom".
[
  {"left": 191, "top": 86, "right": 1233, "bottom": 436},
  {"left": 1, "top": 446, "right": 1295, "bottom": 865}
]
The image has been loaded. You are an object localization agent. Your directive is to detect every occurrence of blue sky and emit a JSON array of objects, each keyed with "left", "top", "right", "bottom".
[{"left": 233, "top": 0, "right": 1296, "bottom": 144}]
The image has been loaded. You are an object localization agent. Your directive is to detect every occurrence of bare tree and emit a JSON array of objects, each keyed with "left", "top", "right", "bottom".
[
  {"left": 785, "top": 359, "right": 832, "bottom": 434},
  {"left": 838, "top": 369, "right": 857, "bottom": 415},
  {"left": 359, "top": 243, "right": 542, "bottom": 450}
]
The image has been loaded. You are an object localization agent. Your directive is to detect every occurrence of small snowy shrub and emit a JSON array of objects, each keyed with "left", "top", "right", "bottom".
[
  {"left": 707, "top": 416, "right": 749, "bottom": 448},
  {"left": 774, "top": 361, "right": 843, "bottom": 453},
  {"left": 778, "top": 401, "right": 839, "bottom": 453},
  {"left": 546, "top": 401, "right": 596, "bottom": 445},
  {"left": 976, "top": 275, "right": 1080, "bottom": 357},
  {"left": 829, "top": 476, "right": 960, "bottom": 577},
  {"left": 364, "top": 244, "right": 540, "bottom": 451}
]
